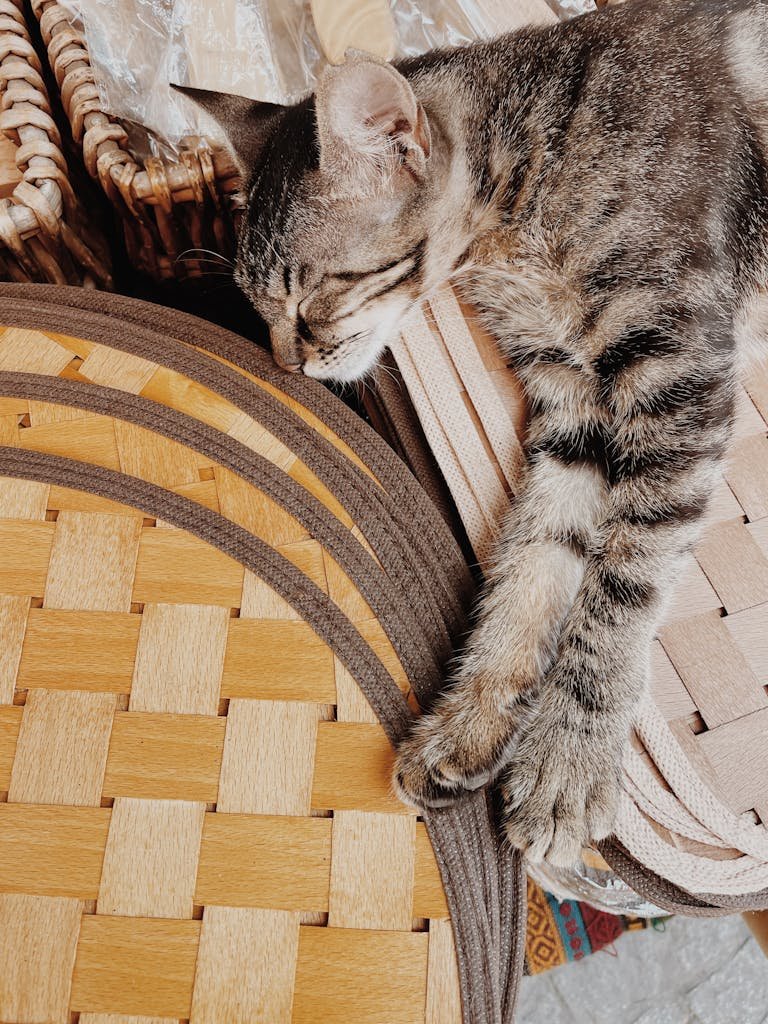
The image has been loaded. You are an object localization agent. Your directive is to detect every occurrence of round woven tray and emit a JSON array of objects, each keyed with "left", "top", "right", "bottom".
[{"left": 0, "top": 284, "right": 527, "bottom": 1024}]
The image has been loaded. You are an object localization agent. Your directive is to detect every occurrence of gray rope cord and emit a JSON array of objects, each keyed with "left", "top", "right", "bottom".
[
  {"left": 0, "top": 284, "right": 472, "bottom": 644},
  {"left": 0, "top": 370, "right": 444, "bottom": 700}
]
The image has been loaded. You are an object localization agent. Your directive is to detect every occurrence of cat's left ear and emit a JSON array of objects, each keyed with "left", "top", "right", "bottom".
[
  {"left": 171, "top": 84, "right": 283, "bottom": 179},
  {"left": 315, "top": 52, "right": 431, "bottom": 194}
]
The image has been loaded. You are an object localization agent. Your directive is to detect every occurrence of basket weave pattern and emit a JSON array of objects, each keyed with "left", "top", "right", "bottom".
[
  {"left": 0, "top": 0, "right": 110, "bottom": 285},
  {"left": 0, "top": 302, "right": 478, "bottom": 1021},
  {"left": 28, "top": 0, "right": 241, "bottom": 280}
]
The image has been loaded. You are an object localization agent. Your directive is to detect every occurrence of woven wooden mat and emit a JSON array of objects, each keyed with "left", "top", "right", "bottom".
[{"left": 0, "top": 284, "right": 532, "bottom": 1024}]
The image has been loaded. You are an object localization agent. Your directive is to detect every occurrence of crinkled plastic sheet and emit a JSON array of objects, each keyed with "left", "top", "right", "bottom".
[{"left": 61, "top": 0, "right": 595, "bottom": 157}]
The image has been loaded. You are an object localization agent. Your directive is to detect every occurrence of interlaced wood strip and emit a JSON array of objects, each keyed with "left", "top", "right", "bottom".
[{"left": 0, "top": 287, "right": 526, "bottom": 1024}]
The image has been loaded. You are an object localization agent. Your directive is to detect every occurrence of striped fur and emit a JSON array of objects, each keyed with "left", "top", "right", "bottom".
[{"left": 193, "top": 0, "right": 768, "bottom": 865}]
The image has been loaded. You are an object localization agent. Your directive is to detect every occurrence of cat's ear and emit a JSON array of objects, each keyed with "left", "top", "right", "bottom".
[
  {"left": 171, "top": 85, "right": 283, "bottom": 178},
  {"left": 315, "top": 53, "right": 431, "bottom": 194}
]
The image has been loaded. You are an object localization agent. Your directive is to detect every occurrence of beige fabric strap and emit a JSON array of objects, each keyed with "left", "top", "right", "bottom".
[{"left": 393, "top": 283, "right": 768, "bottom": 902}]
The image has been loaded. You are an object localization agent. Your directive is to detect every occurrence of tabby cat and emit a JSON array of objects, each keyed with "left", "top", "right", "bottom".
[{"left": 181, "top": 0, "right": 768, "bottom": 866}]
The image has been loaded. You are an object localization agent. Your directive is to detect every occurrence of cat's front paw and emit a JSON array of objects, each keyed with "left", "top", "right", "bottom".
[
  {"left": 393, "top": 698, "right": 526, "bottom": 811},
  {"left": 500, "top": 704, "right": 621, "bottom": 867}
]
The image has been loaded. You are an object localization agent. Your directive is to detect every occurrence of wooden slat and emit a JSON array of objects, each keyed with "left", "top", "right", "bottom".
[
  {"left": 47, "top": 484, "right": 145, "bottom": 518},
  {"left": 43, "top": 331, "right": 95, "bottom": 360},
  {"left": 79, "top": 345, "right": 158, "bottom": 394},
  {"left": 0, "top": 519, "right": 54, "bottom": 595},
  {"left": 696, "top": 708, "right": 768, "bottom": 819},
  {"left": 312, "top": 722, "right": 412, "bottom": 815},
  {"left": 217, "top": 699, "right": 323, "bottom": 816},
  {"left": 0, "top": 595, "right": 29, "bottom": 704},
  {"left": 659, "top": 611, "right": 768, "bottom": 729},
  {"left": 240, "top": 567, "right": 301, "bottom": 619},
  {"left": 195, "top": 813, "right": 331, "bottom": 910},
  {"left": 71, "top": 916, "right": 200, "bottom": 1017},
  {"left": 221, "top": 619, "right": 336, "bottom": 702},
  {"left": 663, "top": 552, "right": 722, "bottom": 620},
  {"left": 0, "top": 327, "right": 75, "bottom": 374},
  {"left": 649, "top": 640, "right": 698, "bottom": 722},
  {"left": 8, "top": 689, "right": 116, "bottom": 806},
  {"left": 413, "top": 824, "right": 450, "bottom": 919},
  {"left": 725, "top": 434, "right": 768, "bottom": 522},
  {"left": 0, "top": 475, "right": 49, "bottom": 519},
  {"left": 0, "top": 804, "right": 110, "bottom": 899},
  {"left": 141, "top": 365, "right": 239, "bottom": 433},
  {"left": 114, "top": 419, "right": 206, "bottom": 490},
  {"left": 215, "top": 466, "right": 309, "bottom": 547},
  {"left": 0, "top": 894, "right": 82, "bottom": 1024},
  {"left": 104, "top": 711, "right": 225, "bottom": 802},
  {"left": 19, "top": 414, "right": 122, "bottom": 471},
  {"left": 328, "top": 810, "right": 415, "bottom": 930},
  {"left": 226, "top": 414, "right": 296, "bottom": 471},
  {"left": 334, "top": 655, "right": 378, "bottom": 724},
  {"left": 426, "top": 919, "right": 462, "bottom": 1024},
  {"left": 173, "top": 477, "right": 221, "bottom": 512},
  {"left": 28, "top": 399, "right": 89, "bottom": 426},
  {"left": 44, "top": 511, "right": 142, "bottom": 613},
  {"left": 277, "top": 538, "right": 329, "bottom": 591},
  {"left": 97, "top": 799, "right": 205, "bottom": 919},
  {"left": 130, "top": 603, "right": 229, "bottom": 715},
  {"left": 132, "top": 528, "right": 244, "bottom": 607},
  {"left": 724, "top": 604, "right": 768, "bottom": 685},
  {"left": 0, "top": 705, "right": 22, "bottom": 791},
  {"left": 16, "top": 609, "right": 141, "bottom": 693},
  {"left": 292, "top": 926, "right": 429, "bottom": 1024},
  {"left": 191, "top": 906, "right": 300, "bottom": 1024},
  {"left": 695, "top": 519, "right": 768, "bottom": 613}
]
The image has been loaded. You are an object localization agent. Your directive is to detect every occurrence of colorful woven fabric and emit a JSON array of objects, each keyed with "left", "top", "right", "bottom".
[{"left": 524, "top": 878, "right": 653, "bottom": 975}]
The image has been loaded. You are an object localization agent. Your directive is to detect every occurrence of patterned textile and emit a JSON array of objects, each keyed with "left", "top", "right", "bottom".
[{"left": 525, "top": 878, "right": 655, "bottom": 974}]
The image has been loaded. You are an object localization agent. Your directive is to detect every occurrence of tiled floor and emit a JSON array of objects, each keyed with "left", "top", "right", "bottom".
[{"left": 518, "top": 915, "right": 767, "bottom": 1023}]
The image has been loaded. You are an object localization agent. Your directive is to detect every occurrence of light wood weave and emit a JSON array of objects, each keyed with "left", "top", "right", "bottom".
[{"left": 0, "top": 308, "right": 471, "bottom": 1022}]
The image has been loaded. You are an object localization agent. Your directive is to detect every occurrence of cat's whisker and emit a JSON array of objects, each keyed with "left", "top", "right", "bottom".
[{"left": 176, "top": 247, "right": 233, "bottom": 267}]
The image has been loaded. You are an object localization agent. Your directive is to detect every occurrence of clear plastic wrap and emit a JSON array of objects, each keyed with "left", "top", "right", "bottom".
[
  {"left": 62, "top": 0, "right": 596, "bottom": 156},
  {"left": 528, "top": 857, "right": 667, "bottom": 919}
]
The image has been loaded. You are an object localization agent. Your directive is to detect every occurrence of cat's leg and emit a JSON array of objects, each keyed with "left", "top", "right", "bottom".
[
  {"left": 394, "top": 390, "right": 609, "bottom": 808},
  {"left": 500, "top": 338, "right": 735, "bottom": 866}
]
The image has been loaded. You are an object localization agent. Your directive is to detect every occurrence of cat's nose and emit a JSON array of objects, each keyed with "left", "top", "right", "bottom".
[{"left": 273, "top": 352, "right": 303, "bottom": 373}]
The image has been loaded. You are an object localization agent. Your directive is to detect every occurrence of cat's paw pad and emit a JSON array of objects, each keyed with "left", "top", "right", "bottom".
[
  {"left": 393, "top": 715, "right": 494, "bottom": 811},
  {"left": 500, "top": 730, "right": 620, "bottom": 868}
]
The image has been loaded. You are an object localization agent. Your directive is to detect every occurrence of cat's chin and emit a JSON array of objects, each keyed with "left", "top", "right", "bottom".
[{"left": 302, "top": 343, "right": 384, "bottom": 384}]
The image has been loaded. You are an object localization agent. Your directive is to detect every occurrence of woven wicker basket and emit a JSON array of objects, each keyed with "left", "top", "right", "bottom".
[
  {"left": 0, "top": 283, "right": 534, "bottom": 1024},
  {"left": 0, "top": 0, "right": 111, "bottom": 285},
  {"left": 20, "top": 0, "right": 241, "bottom": 282}
]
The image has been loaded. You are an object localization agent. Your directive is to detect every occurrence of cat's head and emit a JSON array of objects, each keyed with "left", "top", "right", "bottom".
[{"left": 179, "top": 55, "right": 466, "bottom": 381}]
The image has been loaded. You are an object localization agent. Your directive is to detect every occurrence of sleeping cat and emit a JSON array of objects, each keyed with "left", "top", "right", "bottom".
[{"left": 181, "top": 0, "right": 768, "bottom": 867}]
